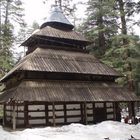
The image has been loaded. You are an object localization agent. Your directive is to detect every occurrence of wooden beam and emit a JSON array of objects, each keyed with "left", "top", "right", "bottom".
[
  {"left": 16, "top": 103, "right": 19, "bottom": 122},
  {"left": 3, "top": 104, "right": 6, "bottom": 126},
  {"left": 48, "top": 114, "right": 82, "bottom": 119},
  {"left": 12, "top": 102, "right": 16, "bottom": 130},
  {"left": 28, "top": 116, "right": 46, "bottom": 120},
  {"left": 80, "top": 103, "right": 84, "bottom": 123},
  {"left": 131, "top": 102, "right": 135, "bottom": 117},
  {"left": 24, "top": 101, "right": 29, "bottom": 127},
  {"left": 84, "top": 102, "right": 87, "bottom": 125},
  {"left": 128, "top": 101, "right": 135, "bottom": 123},
  {"left": 113, "top": 102, "right": 117, "bottom": 121},
  {"left": 113, "top": 102, "right": 116, "bottom": 121},
  {"left": 52, "top": 102, "right": 56, "bottom": 127},
  {"left": 115, "top": 102, "right": 121, "bottom": 122},
  {"left": 45, "top": 103, "right": 48, "bottom": 126},
  {"left": 64, "top": 103, "right": 67, "bottom": 123},
  {"left": 92, "top": 102, "right": 95, "bottom": 122},
  {"left": 104, "top": 102, "right": 107, "bottom": 120}
]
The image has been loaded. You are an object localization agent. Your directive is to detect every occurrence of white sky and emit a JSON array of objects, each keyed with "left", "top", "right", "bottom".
[
  {"left": 23, "top": 0, "right": 88, "bottom": 27},
  {"left": 23, "top": 0, "right": 140, "bottom": 36},
  {"left": 23, "top": 0, "right": 53, "bottom": 26}
]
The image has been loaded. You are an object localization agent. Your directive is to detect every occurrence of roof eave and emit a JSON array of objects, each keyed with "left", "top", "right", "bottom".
[{"left": 21, "top": 35, "right": 91, "bottom": 47}]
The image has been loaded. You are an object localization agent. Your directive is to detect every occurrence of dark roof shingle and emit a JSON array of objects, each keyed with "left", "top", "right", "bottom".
[
  {"left": 0, "top": 48, "right": 121, "bottom": 82},
  {"left": 21, "top": 26, "right": 90, "bottom": 46},
  {"left": 0, "top": 80, "right": 139, "bottom": 102}
]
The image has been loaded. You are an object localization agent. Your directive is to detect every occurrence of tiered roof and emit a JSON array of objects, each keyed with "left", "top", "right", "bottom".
[
  {"left": 0, "top": 47, "right": 120, "bottom": 82},
  {"left": 0, "top": 5, "right": 139, "bottom": 103},
  {"left": 21, "top": 6, "right": 89, "bottom": 47},
  {"left": 21, "top": 26, "right": 89, "bottom": 47},
  {"left": 0, "top": 80, "right": 139, "bottom": 102}
]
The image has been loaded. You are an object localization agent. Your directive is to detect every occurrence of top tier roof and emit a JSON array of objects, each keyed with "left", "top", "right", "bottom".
[
  {"left": 21, "top": 5, "right": 90, "bottom": 47},
  {"left": 40, "top": 6, "right": 74, "bottom": 30}
]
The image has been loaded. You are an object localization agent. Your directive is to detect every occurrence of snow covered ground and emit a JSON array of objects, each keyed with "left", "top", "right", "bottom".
[{"left": 0, "top": 121, "right": 140, "bottom": 140}]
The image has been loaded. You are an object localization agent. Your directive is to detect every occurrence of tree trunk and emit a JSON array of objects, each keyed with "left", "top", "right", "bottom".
[
  {"left": 117, "top": 0, "right": 127, "bottom": 44},
  {"left": 55, "top": 0, "right": 62, "bottom": 9},
  {"left": 0, "top": 0, "right": 2, "bottom": 49},
  {"left": 117, "top": 0, "right": 134, "bottom": 90},
  {"left": 98, "top": 0, "right": 106, "bottom": 55},
  {"left": 4, "top": 0, "right": 10, "bottom": 36},
  {"left": 59, "top": 0, "right": 62, "bottom": 9}
]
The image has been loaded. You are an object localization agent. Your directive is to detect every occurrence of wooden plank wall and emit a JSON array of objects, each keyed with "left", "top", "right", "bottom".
[
  {"left": 4, "top": 103, "right": 25, "bottom": 127},
  {"left": 4, "top": 102, "right": 116, "bottom": 128}
]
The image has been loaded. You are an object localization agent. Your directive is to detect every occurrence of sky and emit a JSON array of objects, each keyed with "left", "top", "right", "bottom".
[
  {"left": 23, "top": 0, "right": 88, "bottom": 27},
  {"left": 23, "top": 0, "right": 53, "bottom": 26},
  {"left": 23, "top": 0, "right": 140, "bottom": 36}
]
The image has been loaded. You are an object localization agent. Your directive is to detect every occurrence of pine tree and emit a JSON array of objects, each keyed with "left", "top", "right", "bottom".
[
  {"left": 133, "top": 37, "right": 140, "bottom": 95},
  {"left": 79, "top": 0, "right": 139, "bottom": 91},
  {"left": 16, "top": 21, "right": 39, "bottom": 58},
  {"left": 103, "top": 0, "right": 140, "bottom": 90},
  {"left": 103, "top": 35, "right": 140, "bottom": 88},
  {"left": 17, "top": 21, "right": 39, "bottom": 44},
  {"left": 79, "top": 0, "right": 118, "bottom": 58},
  {"left": 135, "top": 1, "right": 140, "bottom": 25},
  {"left": 0, "top": 0, "right": 25, "bottom": 78}
]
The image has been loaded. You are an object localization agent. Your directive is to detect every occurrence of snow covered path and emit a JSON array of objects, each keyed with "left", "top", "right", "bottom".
[{"left": 0, "top": 121, "right": 140, "bottom": 140}]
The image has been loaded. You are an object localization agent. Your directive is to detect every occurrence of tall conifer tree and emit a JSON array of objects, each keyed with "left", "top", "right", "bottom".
[
  {"left": 0, "top": 0, "right": 25, "bottom": 77},
  {"left": 79, "top": 0, "right": 118, "bottom": 57}
]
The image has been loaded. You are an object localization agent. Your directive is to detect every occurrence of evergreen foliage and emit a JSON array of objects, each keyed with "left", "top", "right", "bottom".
[
  {"left": 79, "top": 0, "right": 140, "bottom": 91},
  {"left": 103, "top": 35, "right": 140, "bottom": 87},
  {"left": 79, "top": 0, "right": 118, "bottom": 58},
  {"left": 0, "top": 0, "right": 25, "bottom": 78}
]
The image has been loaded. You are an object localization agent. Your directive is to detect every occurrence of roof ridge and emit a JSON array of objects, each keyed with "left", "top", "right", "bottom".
[{"left": 33, "top": 55, "right": 99, "bottom": 63}]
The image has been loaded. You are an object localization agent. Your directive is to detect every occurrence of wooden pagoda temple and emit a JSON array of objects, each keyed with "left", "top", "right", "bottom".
[{"left": 0, "top": 6, "right": 140, "bottom": 130}]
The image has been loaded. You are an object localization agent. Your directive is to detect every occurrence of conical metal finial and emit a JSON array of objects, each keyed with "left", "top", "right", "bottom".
[{"left": 40, "top": 5, "right": 74, "bottom": 30}]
